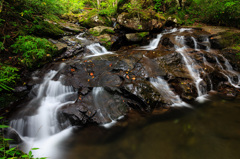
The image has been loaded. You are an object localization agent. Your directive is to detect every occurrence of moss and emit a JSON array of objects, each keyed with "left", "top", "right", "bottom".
[
  {"left": 100, "top": 38, "right": 109, "bottom": 42},
  {"left": 89, "top": 30, "right": 100, "bottom": 36},
  {"left": 219, "top": 32, "right": 240, "bottom": 48},
  {"left": 103, "top": 29, "right": 115, "bottom": 34},
  {"left": 31, "top": 21, "right": 64, "bottom": 38},
  {"left": 137, "top": 32, "right": 149, "bottom": 38}
]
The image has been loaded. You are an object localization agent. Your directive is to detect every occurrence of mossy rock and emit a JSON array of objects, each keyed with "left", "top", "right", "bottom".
[
  {"left": 31, "top": 21, "right": 64, "bottom": 38},
  {"left": 125, "top": 32, "right": 149, "bottom": 42},
  {"left": 117, "top": 11, "right": 166, "bottom": 31},
  {"left": 98, "top": 34, "right": 112, "bottom": 50},
  {"left": 89, "top": 26, "right": 115, "bottom": 36},
  {"left": 218, "top": 32, "right": 240, "bottom": 48},
  {"left": 79, "top": 9, "right": 112, "bottom": 28}
]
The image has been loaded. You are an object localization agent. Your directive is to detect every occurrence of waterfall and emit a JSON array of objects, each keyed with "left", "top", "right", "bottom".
[
  {"left": 175, "top": 36, "right": 208, "bottom": 102},
  {"left": 150, "top": 77, "right": 190, "bottom": 107},
  {"left": 203, "top": 37, "right": 211, "bottom": 51},
  {"left": 138, "top": 34, "right": 163, "bottom": 50},
  {"left": 76, "top": 32, "right": 87, "bottom": 41},
  {"left": 138, "top": 28, "right": 191, "bottom": 50},
  {"left": 10, "top": 65, "right": 78, "bottom": 158},
  {"left": 215, "top": 56, "right": 240, "bottom": 88},
  {"left": 191, "top": 37, "right": 199, "bottom": 50},
  {"left": 86, "top": 43, "right": 112, "bottom": 57}
]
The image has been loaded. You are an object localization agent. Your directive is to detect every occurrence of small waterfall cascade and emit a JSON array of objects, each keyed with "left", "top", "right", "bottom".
[
  {"left": 138, "top": 28, "right": 192, "bottom": 50},
  {"left": 191, "top": 37, "right": 200, "bottom": 50},
  {"left": 76, "top": 32, "right": 87, "bottom": 41},
  {"left": 175, "top": 35, "right": 208, "bottom": 101},
  {"left": 139, "top": 34, "right": 163, "bottom": 50},
  {"left": 150, "top": 77, "right": 190, "bottom": 107},
  {"left": 86, "top": 43, "right": 112, "bottom": 57},
  {"left": 203, "top": 37, "right": 211, "bottom": 51},
  {"left": 92, "top": 87, "right": 124, "bottom": 128},
  {"left": 215, "top": 56, "right": 240, "bottom": 88},
  {"left": 9, "top": 65, "right": 78, "bottom": 158}
]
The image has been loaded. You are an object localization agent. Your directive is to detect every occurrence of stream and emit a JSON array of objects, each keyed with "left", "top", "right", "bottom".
[{"left": 7, "top": 27, "right": 240, "bottom": 159}]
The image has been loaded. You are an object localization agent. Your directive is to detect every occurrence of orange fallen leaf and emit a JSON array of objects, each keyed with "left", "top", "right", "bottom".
[
  {"left": 109, "top": 63, "right": 112, "bottom": 67},
  {"left": 132, "top": 77, "right": 136, "bottom": 80},
  {"left": 90, "top": 72, "right": 94, "bottom": 76},
  {"left": 71, "top": 68, "right": 75, "bottom": 72},
  {"left": 92, "top": 76, "right": 95, "bottom": 79},
  {"left": 126, "top": 75, "right": 129, "bottom": 79},
  {"left": 88, "top": 79, "right": 90, "bottom": 82}
]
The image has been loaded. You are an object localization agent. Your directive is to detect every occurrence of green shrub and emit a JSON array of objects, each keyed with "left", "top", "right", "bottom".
[
  {"left": 191, "top": 0, "right": 240, "bottom": 27},
  {"left": 11, "top": 36, "right": 57, "bottom": 68},
  {"left": 0, "top": 64, "right": 19, "bottom": 91}
]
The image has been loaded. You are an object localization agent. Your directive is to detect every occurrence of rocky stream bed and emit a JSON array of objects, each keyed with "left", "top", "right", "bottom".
[{"left": 5, "top": 26, "right": 240, "bottom": 158}]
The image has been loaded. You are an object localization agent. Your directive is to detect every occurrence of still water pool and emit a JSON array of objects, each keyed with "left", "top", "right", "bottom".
[{"left": 59, "top": 94, "right": 240, "bottom": 159}]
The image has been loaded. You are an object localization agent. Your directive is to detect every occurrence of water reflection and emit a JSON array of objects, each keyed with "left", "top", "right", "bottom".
[{"left": 61, "top": 94, "right": 240, "bottom": 159}]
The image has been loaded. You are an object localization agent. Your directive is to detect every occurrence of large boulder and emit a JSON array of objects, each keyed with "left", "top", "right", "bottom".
[
  {"left": 89, "top": 26, "right": 115, "bottom": 36},
  {"left": 117, "top": 11, "right": 166, "bottom": 31},
  {"left": 125, "top": 32, "right": 149, "bottom": 42},
  {"left": 79, "top": 10, "right": 112, "bottom": 28}
]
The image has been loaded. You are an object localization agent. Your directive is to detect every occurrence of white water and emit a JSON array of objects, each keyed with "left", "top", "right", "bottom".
[
  {"left": 150, "top": 77, "right": 190, "bottom": 107},
  {"left": 215, "top": 56, "right": 240, "bottom": 88},
  {"left": 76, "top": 32, "right": 87, "bottom": 41},
  {"left": 86, "top": 43, "right": 113, "bottom": 57},
  {"left": 138, "top": 28, "right": 191, "bottom": 51},
  {"left": 175, "top": 36, "right": 208, "bottom": 102},
  {"left": 191, "top": 37, "right": 199, "bottom": 50},
  {"left": 138, "top": 34, "right": 163, "bottom": 50},
  {"left": 10, "top": 66, "right": 77, "bottom": 158}
]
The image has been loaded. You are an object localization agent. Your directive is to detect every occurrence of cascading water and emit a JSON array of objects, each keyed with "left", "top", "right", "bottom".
[
  {"left": 191, "top": 37, "right": 200, "bottom": 50},
  {"left": 86, "top": 43, "right": 112, "bottom": 57},
  {"left": 175, "top": 35, "right": 208, "bottom": 102},
  {"left": 9, "top": 65, "right": 78, "bottom": 158},
  {"left": 138, "top": 28, "right": 191, "bottom": 50},
  {"left": 76, "top": 32, "right": 87, "bottom": 41},
  {"left": 138, "top": 34, "right": 163, "bottom": 50},
  {"left": 150, "top": 77, "right": 190, "bottom": 107},
  {"left": 215, "top": 56, "right": 240, "bottom": 88}
]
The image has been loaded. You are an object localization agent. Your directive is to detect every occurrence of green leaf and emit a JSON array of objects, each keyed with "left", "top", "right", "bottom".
[{"left": 0, "top": 125, "right": 9, "bottom": 128}]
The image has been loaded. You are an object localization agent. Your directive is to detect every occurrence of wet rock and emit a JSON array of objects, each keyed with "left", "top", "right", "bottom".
[
  {"left": 221, "top": 49, "right": 240, "bottom": 71},
  {"left": 217, "top": 82, "right": 239, "bottom": 100},
  {"left": 89, "top": 26, "right": 115, "bottom": 36},
  {"left": 59, "top": 87, "right": 128, "bottom": 125},
  {"left": 6, "top": 128, "right": 23, "bottom": 144},
  {"left": 125, "top": 32, "right": 149, "bottom": 42},
  {"left": 161, "top": 37, "right": 174, "bottom": 48},
  {"left": 13, "top": 86, "right": 28, "bottom": 93}
]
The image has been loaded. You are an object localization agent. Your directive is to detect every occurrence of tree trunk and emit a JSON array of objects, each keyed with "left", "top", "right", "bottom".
[{"left": 97, "top": 0, "right": 100, "bottom": 9}]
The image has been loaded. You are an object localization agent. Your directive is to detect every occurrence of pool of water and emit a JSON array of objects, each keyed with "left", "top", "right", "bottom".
[{"left": 56, "top": 94, "right": 240, "bottom": 159}]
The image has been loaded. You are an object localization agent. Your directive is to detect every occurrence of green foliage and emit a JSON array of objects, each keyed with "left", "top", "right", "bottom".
[
  {"left": 11, "top": 36, "right": 57, "bottom": 68},
  {"left": 0, "top": 64, "right": 19, "bottom": 91},
  {"left": 30, "top": 21, "right": 64, "bottom": 38},
  {"left": 138, "top": 32, "right": 149, "bottom": 38},
  {"left": 98, "top": 8, "right": 117, "bottom": 17},
  {"left": 190, "top": 0, "right": 240, "bottom": 27},
  {"left": 0, "top": 117, "right": 46, "bottom": 159},
  {"left": 0, "top": 42, "right": 4, "bottom": 50}
]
